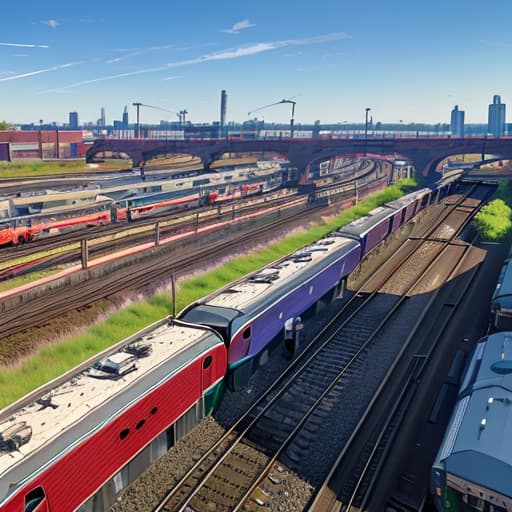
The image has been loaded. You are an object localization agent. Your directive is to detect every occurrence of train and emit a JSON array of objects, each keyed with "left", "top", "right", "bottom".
[
  {"left": 431, "top": 331, "right": 512, "bottom": 512},
  {"left": 0, "top": 177, "right": 463, "bottom": 512},
  {"left": 0, "top": 163, "right": 285, "bottom": 246},
  {"left": 432, "top": 236, "right": 512, "bottom": 512},
  {"left": 490, "top": 243, "right": 512, "bottom": 331}
]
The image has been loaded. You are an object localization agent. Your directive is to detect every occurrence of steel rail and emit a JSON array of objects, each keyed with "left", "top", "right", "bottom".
[{"left": 152, "top": 183, "right": 482, "bottom": 511}]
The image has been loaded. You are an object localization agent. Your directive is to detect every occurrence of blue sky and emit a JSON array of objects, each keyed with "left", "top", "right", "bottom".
[{"left": 1, "top": 0, "right": 512, "bottom": 125}]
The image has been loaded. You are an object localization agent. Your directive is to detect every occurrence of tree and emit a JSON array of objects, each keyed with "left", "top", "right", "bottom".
[{"left": 0, "top": 121, "right": 11, "bottom": 130}]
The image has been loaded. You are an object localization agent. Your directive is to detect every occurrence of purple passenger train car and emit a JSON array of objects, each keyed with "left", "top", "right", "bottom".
[{"left": 178, "top": 234, "right": 361, "bottom": 389}]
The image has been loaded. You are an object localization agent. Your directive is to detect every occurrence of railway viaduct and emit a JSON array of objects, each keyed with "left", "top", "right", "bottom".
[{"left": 86, "top": 137, "right": 512, "bottom": 182}]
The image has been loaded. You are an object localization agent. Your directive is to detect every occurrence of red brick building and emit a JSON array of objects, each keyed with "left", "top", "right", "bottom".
[{"left": 0, "top": 131, "right": 89, "bottom": 161}]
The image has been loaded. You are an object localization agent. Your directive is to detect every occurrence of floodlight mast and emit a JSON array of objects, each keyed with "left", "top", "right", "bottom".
[
  {"left": 248, "top": 98, "right": 297, "bottom": 138},
  {"left": 132, "top": 102, "right": 186, "bottom": 137}
]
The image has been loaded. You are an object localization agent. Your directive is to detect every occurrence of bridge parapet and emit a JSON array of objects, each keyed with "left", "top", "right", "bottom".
[{"left": 86, "top": 137, "right": 512, "bottom": 180}]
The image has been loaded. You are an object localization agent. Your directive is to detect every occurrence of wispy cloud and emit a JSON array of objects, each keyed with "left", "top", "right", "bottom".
[
  {"left": 40, "top": 32, "right": 350, "bottom": 93},
  {"left": 222, "top": 19, "right": 256, "bottom": 34},
  {"left": 41, "top": 19, "right": 60, "bottom": 29},
  {"left": 105, "top": 44, "right": 176, "bottom": 64},
  {"left": 105, "top": 51, "right": 141, "bottom": 64},
  {"left": 15, "top": 54, "right": 29, "bottom": 57},
  {"left": 162, "top": 75, "right": 184, "bottom": 81},
  {"left": 0, "top": 42, "right": 48, "bottom": 48},
  {"left": 0, "top": 62, "right": 76, "bottom": 82}
]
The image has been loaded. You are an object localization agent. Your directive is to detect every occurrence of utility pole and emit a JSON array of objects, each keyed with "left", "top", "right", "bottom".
[{"left": 133, "top": 102, "right": 142, "bottom": 138}]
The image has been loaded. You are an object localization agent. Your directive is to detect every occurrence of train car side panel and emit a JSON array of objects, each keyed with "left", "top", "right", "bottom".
[
  {"left": 227, "top": 244, "right": 361, "bottom": 368},
  {"left": 2, "top": 344, "right": 226, "bottom": 512}
]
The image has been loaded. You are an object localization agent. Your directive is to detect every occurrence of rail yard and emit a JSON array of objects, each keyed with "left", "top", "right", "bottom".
[{"left": 0, "top": 153, "right": 509, "bottom": 512}]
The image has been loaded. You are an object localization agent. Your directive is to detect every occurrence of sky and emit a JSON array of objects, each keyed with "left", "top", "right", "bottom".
[{"left": 1, "top": 0, "right": 512, "bottom": 126}]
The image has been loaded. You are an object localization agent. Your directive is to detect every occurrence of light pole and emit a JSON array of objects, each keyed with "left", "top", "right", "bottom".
[
  {"left": 133, "top": 102, "right": 142, "bottom": 138},
  {"left": 364, "top": 107, "right": 371, "bottom": 156}
]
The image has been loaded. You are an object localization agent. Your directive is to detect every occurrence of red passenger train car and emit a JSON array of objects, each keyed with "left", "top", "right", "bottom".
[{"left": 0, "top": 319, "right": 226, "bottom": 512}]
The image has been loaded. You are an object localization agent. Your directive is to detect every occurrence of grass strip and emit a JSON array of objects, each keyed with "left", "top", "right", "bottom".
[
  {"left": 0, "top": 178, "right": 417, "bottom": 407},
  {"left": 473, "top": 179, "right": 512, "bottom": 241},
  {"left": 0, "top": 159, "right": 129, "bottom": 178},
  {"left": 0, "top": 266, "right": 68, "bottom": 293}
]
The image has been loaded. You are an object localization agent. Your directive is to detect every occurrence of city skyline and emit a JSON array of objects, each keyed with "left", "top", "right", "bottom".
[{"left": 1, "top": 0, "right": 512, "bottom": 125}]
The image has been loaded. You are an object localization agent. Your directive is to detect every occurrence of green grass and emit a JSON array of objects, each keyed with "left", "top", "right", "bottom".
[
  {"left": 0, "top": 178, "right": 417, "bottom": 407},
  {"left": 473, "top": 180, "right": 512, "bottom": 241},
  {"left": 0, "top": 267, "right": 67, "bottom": 293},
  {"left": 0, "top": 159, "right": 130, "bottom": 178}
]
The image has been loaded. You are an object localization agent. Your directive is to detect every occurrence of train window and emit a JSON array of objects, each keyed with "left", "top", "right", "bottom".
[
  {"left": 203, "top": 355, "right": 213, "bottom": 369},
  {"left": 150, "top": 407, "right": 158, "bottom": 415},
  {"left": 242, "top": 327, "right": 252, "bottom": 340},
  {"left": 136, "top": 419, "right": 146, "bottom": 430},
  {"left": 24, "top": 487, "right": 46, "bottom": 512},
  {"left": 309, "top": 285, "right": 314, "bottom": 295},
  {"left": 120, "top": 428, "right": 130, "bottom": 440}
]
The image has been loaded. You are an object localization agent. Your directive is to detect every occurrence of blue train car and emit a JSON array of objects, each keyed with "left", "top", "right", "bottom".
[
  {"left": 178, "top": 234, "right": 361, "bottom": 390},
  {"left": 491, "top": 244, "right": 512, "bottom": 331},
  {"left": 432, "top": 332, "right": 512, "bottom": 512}
]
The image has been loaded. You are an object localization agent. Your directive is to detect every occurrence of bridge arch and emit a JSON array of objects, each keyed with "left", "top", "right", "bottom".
[{"left": 86, "top": 137, "right": 512, "bottom": 182}]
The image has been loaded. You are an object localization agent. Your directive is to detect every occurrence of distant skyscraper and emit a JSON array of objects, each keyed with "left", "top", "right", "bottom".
[
  {"left": 220, "top": 90, "right": 227, "bottom": 137},
  {"left": 98, "top": 107, "right": 106, "bottom": 128},
  {"left": 450, "top": 105, "right": 465, "bottom": 137},
  {"left": 69, "top": 111, "right": 79, "bottom": 130},
  {"left": 122, "top": 106, "right": 129, "bottom": 128},
  {"left": 488, "top": 95, "right": 506, "bottom": 137}
]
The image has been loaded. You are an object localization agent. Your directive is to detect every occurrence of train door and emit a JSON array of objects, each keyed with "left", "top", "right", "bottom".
[{"left": 24, "top": 487, "right": 49, "bottom": 512}]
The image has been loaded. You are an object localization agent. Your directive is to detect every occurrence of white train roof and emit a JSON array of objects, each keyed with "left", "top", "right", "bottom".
[
  {"left": 339, "top": 205, "right": 398, "bottom": 237},
  {"left": 186, "top": 235, "right": 359, "bottom": 314},
  {"left": 436, "top": 332, "right": 512, "bottom": 498},
  {"left": 384, "top": 187, "right": 432, "bottom": 210},
  {"left": 0, "top": 319, "right": 222, "bottom": 502}
]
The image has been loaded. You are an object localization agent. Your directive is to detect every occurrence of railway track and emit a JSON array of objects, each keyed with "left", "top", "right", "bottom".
[
  {"left": 149, "top": 184, "right": 488, "bottom": 512},
  {"left": 326, "top": 238, "right": 479, "bottom": 512},
  {"left": 0, "top": 190, "right": 299, "bottom": 265},
  {"left": 0, "top": 198, "right": 326, "bottom": 341}
]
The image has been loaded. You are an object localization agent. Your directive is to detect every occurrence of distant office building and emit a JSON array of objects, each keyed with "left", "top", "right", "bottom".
[
  {"left": 450, "top": 105, "right": 465, "bottom": 137},
  {"left": 488, "top": 94, "right": 506, "bottom": 137},
  {"left": 69, "top": 111, "right": 79, "bottom": 130},
  {"left": 122, "top": 106, "right": 129, "bottom": 128},
  {"left": 97, "top": 107, "right": 106, "bottom": 128},
  {"left": 220, "top": 90, "right": 227, "bottom": 137}
]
